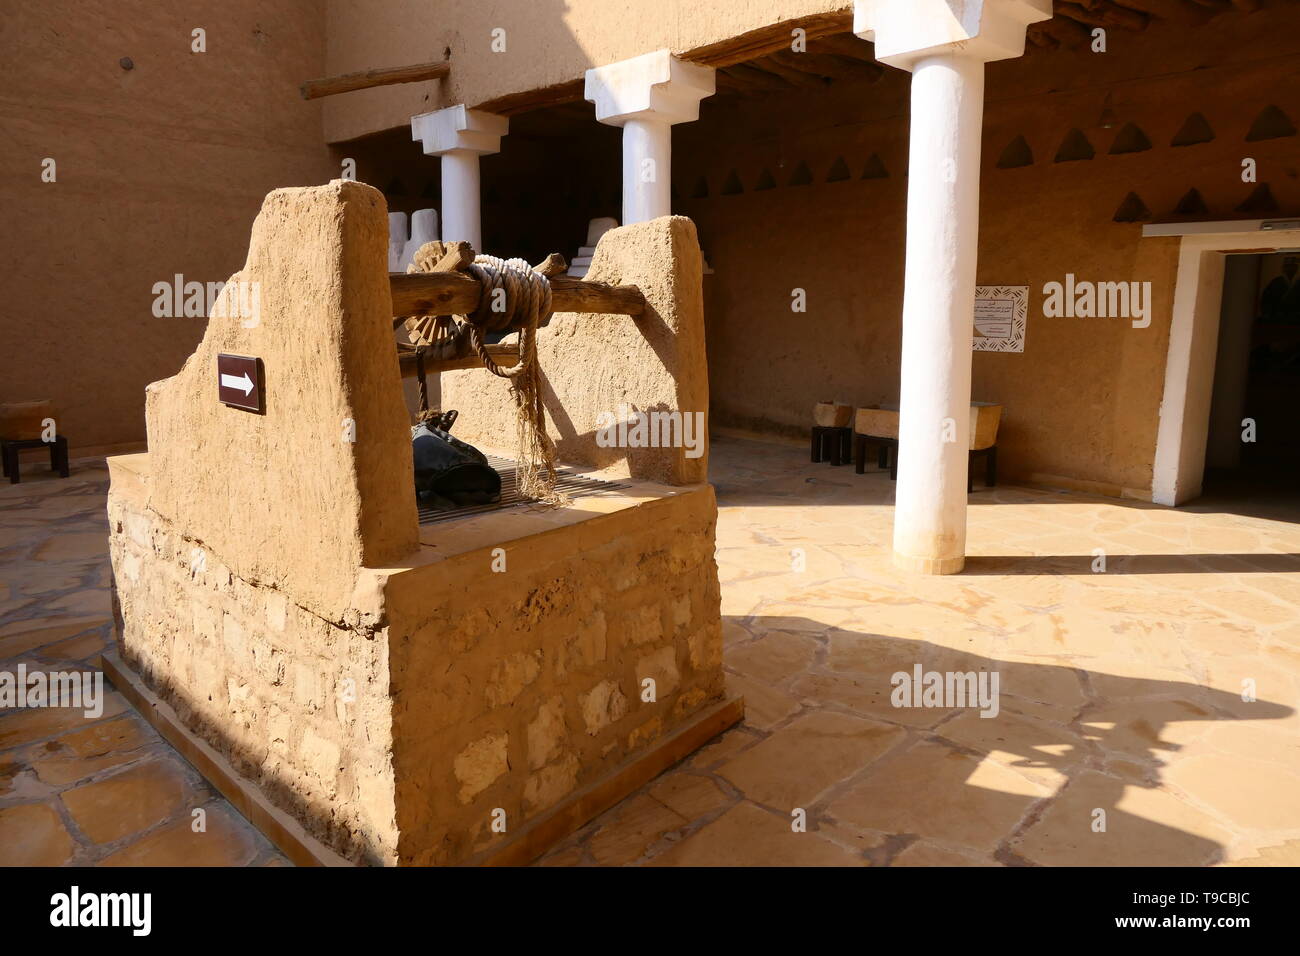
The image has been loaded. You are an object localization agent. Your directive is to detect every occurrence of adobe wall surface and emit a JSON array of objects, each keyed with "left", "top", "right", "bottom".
[
  {"left": 671, "top": 8, "right": 1300, "bottom": 495},
  {"left": 3, "top": 1, "right": 337, "bottom": 451},
  {"left": 145, "top": 181, "right": 418, "bottom": 621},
  {"left": 384, "top": 487, "right": 723, "bottom": 866},
  {"left": 440, "top": 216, "right": 710, "bottom": 486},
  {"left": 322, "top": 0, "right": 849, "bottom": 142}
]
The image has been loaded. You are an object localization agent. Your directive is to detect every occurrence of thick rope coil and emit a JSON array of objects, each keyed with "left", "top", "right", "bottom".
[{"left": 460, "top": 256, "right": 565, "bottom": 505}]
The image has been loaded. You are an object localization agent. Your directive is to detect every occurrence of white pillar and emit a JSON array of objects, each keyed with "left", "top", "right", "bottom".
[
  {"left": 585, "top": 50, "right": 714, "bottom": 225},
  {"left": 438, "top": 151, "right": 482, "bottom": 248},
  {"left": 856, "top": 0, "right": 1050, "bottom": 574},
  {"left": 411, "top": 105, "right": 508, "bottom": 250}
]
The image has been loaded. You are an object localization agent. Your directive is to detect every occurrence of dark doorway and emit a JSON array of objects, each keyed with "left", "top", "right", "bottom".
[{"left": 1197, "top": 251, "right": 1300, "bottom": 522}]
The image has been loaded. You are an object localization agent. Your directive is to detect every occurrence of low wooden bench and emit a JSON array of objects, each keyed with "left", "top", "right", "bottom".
[
  {"left": 853, "top": 435, "right": 997, "bottom": 490},
  {"left": 0, "top": 401, "right": 70, "bottom": 484},
  {"left": 852, "top": 402, "right": 1001, "bottom": 492},
  {"left": 1, "top": 437, "right": 70, "bottom": 484},
  {"left": 811, "top": 425, "right": 852, "bottom": 466}
]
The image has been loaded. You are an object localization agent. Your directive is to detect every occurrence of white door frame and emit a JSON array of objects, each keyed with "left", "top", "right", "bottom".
[{"left": 1148, "top": 219, "right": 1300, "bottom": 505}]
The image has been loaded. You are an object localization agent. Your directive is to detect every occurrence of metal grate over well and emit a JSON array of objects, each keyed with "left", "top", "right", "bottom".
[{"left": 417, "top": 454, "right": 630, "bottom": 525}]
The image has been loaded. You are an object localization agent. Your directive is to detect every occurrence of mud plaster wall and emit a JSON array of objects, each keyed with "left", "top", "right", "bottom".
[
  {"left": 674, "top": 9, "right": 1300, "bottom": 494},
  {"left": 321, "top": 0, "right": 850, "bottom": 143},
  {"left": 2, "top": 1, "right": 338, "bottom": 452},
  {"left": 145, "top": 182, "right": 418, "bottom": 622},
  {"left": 384, "top": 488, "right": 723, "bottom": 865},
  {"left": 440, "top": 216, "right": 711, "bottom": 486}
]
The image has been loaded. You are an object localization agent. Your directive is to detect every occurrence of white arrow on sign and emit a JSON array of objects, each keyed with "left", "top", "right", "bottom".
[{"left": 220, "top": 372, "right": 254, "bottom": 395}]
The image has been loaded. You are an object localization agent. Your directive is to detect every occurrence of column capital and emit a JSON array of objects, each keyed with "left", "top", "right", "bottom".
[
  {"left": 411, "top": 105, "right": 508, "bottom": 156},
  {"left": 584, "top": 49, "right": 715, "bottom": 127},
  {"left": 854, "top": 0, "right": 1051, "bottom": 71}
]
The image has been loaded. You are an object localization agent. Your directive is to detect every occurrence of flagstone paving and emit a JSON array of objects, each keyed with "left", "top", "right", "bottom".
[
  {"left": 2, "top": 437, "right": 1298, "bottom": 866},
  {"left": 539, "top": 436, "right": 1300, "bottom": 867},
  {"left": 0, "top": 460, "right": 286, "bottom": 866}
]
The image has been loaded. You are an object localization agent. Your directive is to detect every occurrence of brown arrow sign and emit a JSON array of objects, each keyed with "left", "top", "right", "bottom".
[{"left": 217, "top": 353, "right": 264, "bottom": 413}]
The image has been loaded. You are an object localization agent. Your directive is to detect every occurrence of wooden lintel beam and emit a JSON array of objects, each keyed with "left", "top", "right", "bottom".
[
  {"left": 681, "top": 10, "right": 855, "bottom": 69},
  {"left": 745, "top": 57, "right": 830, "bottom": 88},
  {"left": 389, "top": 272, "right": 645, "bottom": 318},
  {"left": 300, "top": 60, "right": 449, "bottom": 100},
  {"left": 473, "top": 78, "right": 586, "bottom": 116},
  {"left": 768, "top": 50, "right": 862, "bottom": 80},
  {"left": 809, "top": 35, "right": 884, "bottom": 80},
  {"left": 810, "top": 33, "right": 878, "bottom": 62},
  {"left": 1054, "top": 1, "right": 1150, "bottom": 30},
  {"left": 722, "top": 62, "right": 797, "bottom": 92}
]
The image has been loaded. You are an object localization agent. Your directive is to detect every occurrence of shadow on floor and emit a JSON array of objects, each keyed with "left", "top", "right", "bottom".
[
  {"left": 715, "top": 615, "right": 1295, "bottom": 866},
  {"left": 962, "top": 554, "right": 1300, "bottom": 575}
]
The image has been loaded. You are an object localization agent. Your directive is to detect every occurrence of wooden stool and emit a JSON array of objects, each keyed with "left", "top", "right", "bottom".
[
  {"left": 969, "top": 445, "right": 997, "bottom": 491},
  {"left": 810, "top": 426, "right": 852, "bottom": 466},
  {"left": 854, "top": 434, "right": 898, "bottom": 475},
  {"left": 853, "top": 436, "right": 997, "bottom": 490},
  {"left": 1, "top": 437, "right": 70, "bottom": 484}
]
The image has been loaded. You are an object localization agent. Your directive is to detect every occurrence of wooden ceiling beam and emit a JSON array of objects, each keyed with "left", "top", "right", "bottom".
[
  {"left": 1055, "top": 0, "right": 1151, "bottom": 30},
  {"left": 810, "top": 32, "right": 877, "bottom": 62},
  {"left": 721, "top": 63, "right": 797, "bottom": 92},
  {"left": 473, "top": 78, "right": 586, "bottom": 116},
  {"left": 768, "top": 49, "right": 865, "bottom": 80},
  {"left": 682, "top": 10, "right": 855, "bottom": 68},
  {"left": 745, "top": 57, "right": 833, "bottom": 88}
]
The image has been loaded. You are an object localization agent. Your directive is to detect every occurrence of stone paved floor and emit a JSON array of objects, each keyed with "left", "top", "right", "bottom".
[
  {"left": 0, "top": 459, "right": 287, "bottom": 865},
  {"left": 536, "top": 436, "right": 1300, "bottom": 866},
  {"left": 2, "top": 437, "right": 1298, "bottom": 866}
]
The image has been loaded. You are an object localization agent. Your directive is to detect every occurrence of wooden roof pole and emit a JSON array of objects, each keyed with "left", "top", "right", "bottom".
[{"left": 300, "top": 60, "right": 450, "bottom": 100}]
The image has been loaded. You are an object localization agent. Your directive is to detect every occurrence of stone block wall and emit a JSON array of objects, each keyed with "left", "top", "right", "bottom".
[
  {"left": 384, "top": 488, "right": 723, "bottom": 865},
  {"left": 109, "top": 458, "right": 400, "bottom": 864}
]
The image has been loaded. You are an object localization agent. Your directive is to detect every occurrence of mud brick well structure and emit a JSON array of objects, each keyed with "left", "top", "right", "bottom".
[{"left": 105, "top": 180, "right": 735, "bottom": 865}]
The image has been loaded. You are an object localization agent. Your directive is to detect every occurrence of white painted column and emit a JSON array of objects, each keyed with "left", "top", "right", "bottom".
[
  {"left": 411, "top": 105, "right": 508, "bottom": 250},
  {"left": 585, "top": 50, "right": 714, "bottom": 225},
  {"left": 856, "top": 0, "right": 1050, "bottom": 574},
  {"left": 439, "top": 150, "right": 482, "bottom": 248},
  {"left": 620, "top": 117, "right": 673, "bottom": 223}
]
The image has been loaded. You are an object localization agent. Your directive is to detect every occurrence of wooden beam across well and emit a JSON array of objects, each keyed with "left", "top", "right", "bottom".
[
  {"left": 389, "top": 272, "right": 646, "bottom": 319},
  {"left": 398, "top": 344, "right": 521, "bottom": 376},
  {"left": 300, "top": 60, "right": 450, "bottom": 100}
]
